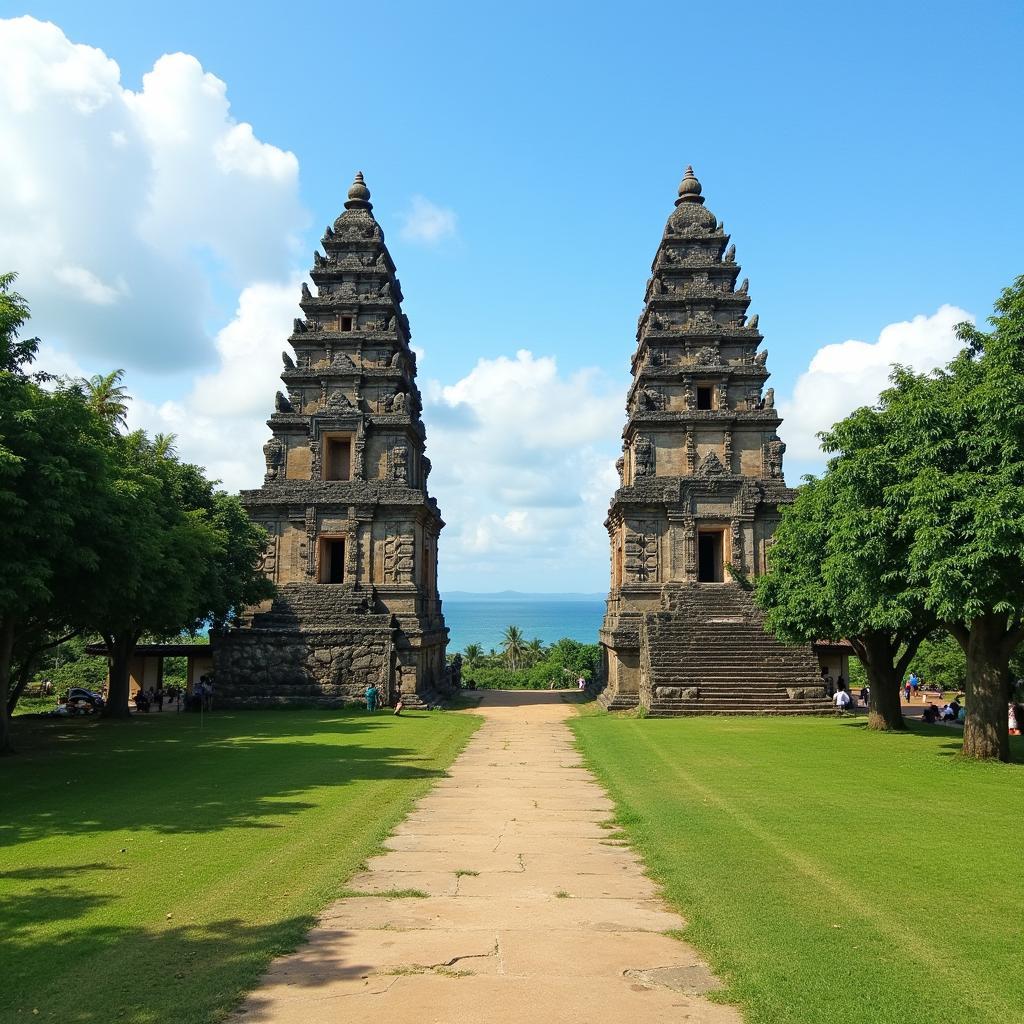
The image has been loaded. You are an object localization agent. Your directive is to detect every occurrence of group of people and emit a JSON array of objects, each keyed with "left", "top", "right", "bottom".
[
  {"left": 131, "top": 677, "right": 213, "bottom": 713},
  {"left": 922, "top": 698, "right": 962, "bottom": 724},
  {"left": 133, "top": 685, "right": 175, "bottom": 712}
]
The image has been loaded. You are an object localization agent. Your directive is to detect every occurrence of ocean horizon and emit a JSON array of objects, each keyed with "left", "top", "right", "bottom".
[{"left": 441, "top": 593, "right": 606, "bottom": 653}]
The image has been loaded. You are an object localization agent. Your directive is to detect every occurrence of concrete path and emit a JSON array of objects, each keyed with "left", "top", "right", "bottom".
[{"left": 236, "top": 690, "right": 740, "bottom": 1024}]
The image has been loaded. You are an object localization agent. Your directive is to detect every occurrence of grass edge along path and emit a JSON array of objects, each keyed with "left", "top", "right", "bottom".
[
  {"left": 569, "top": 712, "right": 1024, "bottom": 1024},
  {"left": 1, "top": 708, "right": 480, "bottom": 1024}
]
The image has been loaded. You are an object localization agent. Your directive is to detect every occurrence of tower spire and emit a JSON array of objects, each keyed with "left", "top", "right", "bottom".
[
  {"left": 675, "top": 165, "right": 704, "bottom": 206},
  {"left": 344, "top": 170, "right": 372, "bottom": 211}
]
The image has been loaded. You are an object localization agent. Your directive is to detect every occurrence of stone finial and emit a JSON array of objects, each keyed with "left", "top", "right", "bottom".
[
  {"left": 675, "top": 165, "right": 705, "bottom": 207},
  {"left": 344, "top": 170, "right": 373, "bottom": 211}
]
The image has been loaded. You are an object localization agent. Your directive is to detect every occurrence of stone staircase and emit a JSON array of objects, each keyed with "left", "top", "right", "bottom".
[
  {"left": 641, "top": 584, "right": 832, "bottom": 716},
  {"left": 248, "top": 583, "right": 393, "bottom": 631}
]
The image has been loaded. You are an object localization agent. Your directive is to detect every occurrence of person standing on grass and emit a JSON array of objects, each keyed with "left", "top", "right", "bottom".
[
  {"left": 365, "top": 683, "right": 379, "bottom": 712},
  {"left": 833, "top": 688, "right": 851, "bottom": 714},
  {"left": 909, "top": 670, "right": 920, "bottom": 699}
]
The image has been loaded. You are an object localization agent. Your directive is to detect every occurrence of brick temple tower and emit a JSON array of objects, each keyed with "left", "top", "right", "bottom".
[
  {"left": 214, "top": 173, "right": 449, "bottom": 707},
  {"left": 599, "top": 167, "right": 829, "bottom": 715}
]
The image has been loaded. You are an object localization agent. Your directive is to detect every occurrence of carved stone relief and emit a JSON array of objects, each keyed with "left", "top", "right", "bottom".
[
  {"left": 383, "top": 534, "right": 415, "bottom": 584},
  {"left": 634, "top": 436, "right": 655, "bottom": 477},
  {"left": 624, "top": 524, "right": 659, "bottom": 583},
  {"left": 763, "top": 437, "right": 786, "bottom": 479},
  {"left": 263, "top": 437, "right": 285, "bottom": 481}
]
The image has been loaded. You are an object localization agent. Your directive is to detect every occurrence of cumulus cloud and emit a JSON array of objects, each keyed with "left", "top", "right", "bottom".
[
  {"left": 399, "top": 195, "right": 457, "bottom": 245},
  {"left": 0, "top": 16, "right": 305, "bottom": 370},
  {"left": 129, "top": 277, "right": 301, "bottom": 490},
  {"left": 779, "top": 304, "right": 974, "bottom": 467},
  {"left": 424, "top": 350, "right": 625, "bottom": 590}
]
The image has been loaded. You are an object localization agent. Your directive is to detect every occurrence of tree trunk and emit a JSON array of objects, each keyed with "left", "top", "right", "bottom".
[
  {"left": 857, "top": 631, "right": 906, "bottom": 731},
  {"left": 0, "top": 618, "right": 16, "bottom": 755},
  {"left": 7, "top": 656, "right": 37, "bottom": 718},
  {"left": 960, "top": 615, "right": 1011, "bottom": 762},
  {"left": 101, "top": 631, "right": 136, "bottom": 719}
]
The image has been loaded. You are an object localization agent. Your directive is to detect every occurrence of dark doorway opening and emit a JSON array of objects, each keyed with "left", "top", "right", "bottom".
[
  {"left": 322, "top": 539, "right": 345, "bottom": 584},
  {"left": 696, "top": 385, "right": 713, "bottom": 410},
  {"left": 324, "top": 435, "right": 352, "bottom": 480},
  {"left": 697, "top": 531, "right": 723, "bottom": 583}
]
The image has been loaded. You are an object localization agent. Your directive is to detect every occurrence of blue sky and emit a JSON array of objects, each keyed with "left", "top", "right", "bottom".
[{"left": 2, "top": 1, "right": 1022, "bottom": 590}]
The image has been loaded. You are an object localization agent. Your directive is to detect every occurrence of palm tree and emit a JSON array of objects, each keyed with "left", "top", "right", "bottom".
[
  {"left": 525, "top": 638, "right": 546, "bottom": 667},
  {"left": 501, "top": 625, "right": 527, "bottom": 672},
  {"left": 151, "top": 432, "right": 178, "bottom": 458},
  {"left": 83, "top": 369, "right": 129, "bottom": 431},
  {"left": 463, "top": 643, "right": 484, "bottom": 670}
]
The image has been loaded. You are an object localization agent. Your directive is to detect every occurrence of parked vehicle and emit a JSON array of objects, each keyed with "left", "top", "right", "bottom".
[{"left": 64, "top": 688, "right": 104, "bottom": 711}]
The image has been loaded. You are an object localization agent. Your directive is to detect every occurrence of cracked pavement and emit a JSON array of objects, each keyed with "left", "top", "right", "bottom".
[{"left": 233, "top": 689, "right": 741, "bottom": 1023}]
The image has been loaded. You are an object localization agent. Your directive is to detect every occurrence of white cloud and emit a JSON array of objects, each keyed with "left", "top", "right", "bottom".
[
  {"left": 130, "top": 278, "right": 301, "bottom": 490},
  {"left": 425, "top": 350, "right": 625, "bottom": 590},
  {"left": 779, "top": 304, "right": 974, "bottom": 466},
  {"left": 399, "top": 195, "right": 457, "bottom": 245},
  {"left": 0, "top": 16, "right": 305, "bottom": 370}
]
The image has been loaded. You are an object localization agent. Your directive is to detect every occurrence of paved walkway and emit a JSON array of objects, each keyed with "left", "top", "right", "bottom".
[{"left": 236, "top": 690, "right": 740, "bottom": 1023}]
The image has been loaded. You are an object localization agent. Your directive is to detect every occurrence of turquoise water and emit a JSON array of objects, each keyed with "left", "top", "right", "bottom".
[{"left": 443, "top": 599, "right": 605, "bottom": 653}]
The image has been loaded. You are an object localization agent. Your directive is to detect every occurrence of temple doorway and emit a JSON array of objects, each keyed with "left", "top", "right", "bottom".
[{"left": 697, "top": 530, "right": 724, "bottom": 583}]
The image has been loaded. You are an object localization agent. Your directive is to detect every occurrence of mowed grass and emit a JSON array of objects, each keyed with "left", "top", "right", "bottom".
[
  {"left": 1, "top": 708, "right": 479, "bottom": 1024},
  {"left": 570, "top": 713, "right": 1024, "bottom": 1024}
]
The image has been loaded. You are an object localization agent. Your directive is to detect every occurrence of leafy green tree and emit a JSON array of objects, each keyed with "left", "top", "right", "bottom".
[
  {"left": 90, "top": 432, "right": 273, "bottom": 717},
  {"left": 876, "top": 277, "right": 1024, "bottom": 761},
  {"left": 757, "top": 445, "right": 933, "bottom": 731},
  {"left": 501, "top": 625, "right": 527, "bottom": 672},
  {"left": 82, "top": 369, "right": 129, "bottom": 431},
  {"left": 0, "top": 276, "right": 119, "bottom": 750},
  {"left": 462, "top": 643, "right": 484, "bottom": 670}
]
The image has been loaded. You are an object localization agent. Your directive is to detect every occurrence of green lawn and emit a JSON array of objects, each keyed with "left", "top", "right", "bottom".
[
  {"left": 1, "top": 708, "right": 479, "bottom": 1024},
  {"left": 570, "top": 713, "right": 1024, "bottom": 1024}
]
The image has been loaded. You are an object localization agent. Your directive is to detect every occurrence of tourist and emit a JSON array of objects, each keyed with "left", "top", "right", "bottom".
[
  {"left": 155, "top": 686, "right": 164, "bottom": 712},
  {"left": 923, "top": 703, "right": 941, "bottom": 724},
  {"left": 904, "top": 678, "right": 913, "bottom": 703},
  {"left": 833, "top": 688, "right": 851, "bottom": 714},
  {"left": 577, "top": 675, "right": 586, "bottom": 691},
  {"left": 365, "top": 683, "right": 379, "bottom": 712},
  {"left": 836, "top": 674, "right": 845, "bottom": 695},
  {"left": 394, "top": 697, "right": 404, "bottom": 716},
  {"left": 909, "top": 670, "right": 920, "bottom": 699},
  {"left": 859, "top": 684, "right": 870, "bottom": 708}
]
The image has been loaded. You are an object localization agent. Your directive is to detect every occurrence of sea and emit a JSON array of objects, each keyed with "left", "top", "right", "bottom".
[{"left": 442, "top": 594, "right": 606, "bottom": 654}]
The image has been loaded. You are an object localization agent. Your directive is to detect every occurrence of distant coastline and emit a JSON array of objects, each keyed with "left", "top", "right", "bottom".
[
  {"left": 443, "top": 591, "right": 605, "bottom": 602},
  {"left": 442, "top": 593, "right": 606, "bottom": 653}
]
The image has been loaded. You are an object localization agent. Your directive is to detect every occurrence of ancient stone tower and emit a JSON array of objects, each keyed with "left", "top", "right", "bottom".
[
  {"left": 599, "top": 167, "right": 829, "bottom": 715},
  {"left": 214, "top": 173, "right": 449, "bottom": 707}
]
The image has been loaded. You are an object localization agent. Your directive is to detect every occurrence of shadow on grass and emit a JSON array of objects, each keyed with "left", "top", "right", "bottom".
[
  {"left": 0, "top": 710, "right": 452, "bottom": 847},
  {"left": 3, "top": 899, "right": 377, "bottom": 1024},
  {"left": 835, "top": 715, "right": 1024, "bottom": 761}
]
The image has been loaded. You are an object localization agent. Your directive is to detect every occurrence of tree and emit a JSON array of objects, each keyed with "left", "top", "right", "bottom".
[
  {"left": 524, "top": 638, "right": 546, "bottom": 668},
  {"left": 82, "top": 369, "right": 129, "bottom": 431},
  {"left": 756, "top": 465, "right": 932, "bottom": 731},
  {"left": 0, "top": 275, "right": 119, "bottom": 751},
  {"left": 462, "top": 644, "right": 484, "bottom": 670},
  {"left": 0, "top": 272, "right": 39, "bottom": 373},
  {"left": 501, "top": 625, "right": 527, "bottom": 672},
  {"left": 90, "top": 432, "right": 273, "bottom": 718},
  {"left": 876, "top": 277, "right": 1024, "bottom": 761}
]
